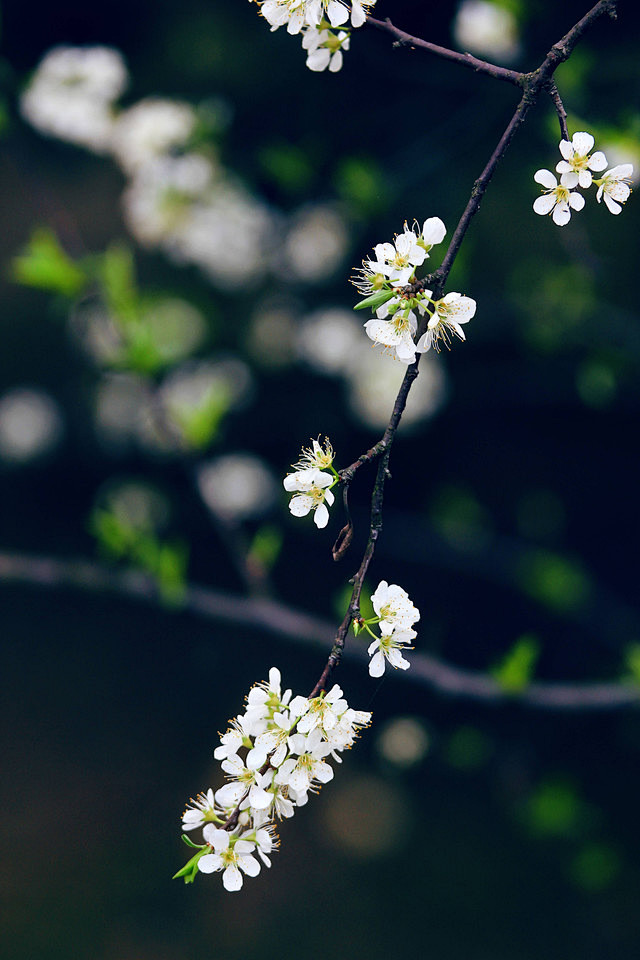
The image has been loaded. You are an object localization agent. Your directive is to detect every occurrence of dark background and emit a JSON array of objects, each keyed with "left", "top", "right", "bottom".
[{"left": 2, "top": 1, "right": 640, "bottom": 958}]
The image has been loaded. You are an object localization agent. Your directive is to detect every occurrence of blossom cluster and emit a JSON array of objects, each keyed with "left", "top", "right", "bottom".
[
  {"left": 20, "top": 48, "right": 349, "bottom": 293},
  {"left": 283, "top": 437, "right": 339, "bottom": 528},
  {"left": 176, "top": 667, "right": 371, "bottom": 890},
  {"left": 20, "top": 47, "right": 273, "bottom": 289},
  {"left": 352, "top": 219, "right": 477, "bottom": 362},
  {"left": 358, "top": 580, "right": 421, "bottom": 677},
  {"left": 533, "top": 131, "right": 634, "bottom": 225},
  {"left": 250, "top": 0, "right": 376, "bottom": 72}
]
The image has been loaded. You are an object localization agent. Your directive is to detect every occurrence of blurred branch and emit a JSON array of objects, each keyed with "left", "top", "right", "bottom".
[{"left": 1, "top": 549, "right": 637, "bottom": 711}]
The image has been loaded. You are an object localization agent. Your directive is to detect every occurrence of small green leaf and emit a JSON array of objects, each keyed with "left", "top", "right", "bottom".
[
  {"left": 624, "top": 643, "right": 640, "bottom": 685},
  {"left": 247, "top": 525, "right": 283, "bottom": 574},
  {"left": 170, "top": 383, "right": 232, "bottom": 450},
  {"left": 11, "top": 228, "right": 88, "bottom": 297},
  {"left": 353, "top": 290, "right": 393, "bottom": 312},
  {"left": 155, "top": 540, "right": 188, "bottom": 605},
  {"left": 181, "top": 835, "right": 207, "bottom": 850},
  {"left": 492, "top": 634, "right": 540, "bottom": 693},
  {"left": 172, "top": 847, "right": 209, "bottom": 883}
]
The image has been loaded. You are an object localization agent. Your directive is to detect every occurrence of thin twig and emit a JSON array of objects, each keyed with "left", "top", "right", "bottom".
[
  {"left": 366, "top": 16, "right": 523, "bottom": 86},
  {"left": 547, "top": 80, "right": 570, "bottom": 141}
]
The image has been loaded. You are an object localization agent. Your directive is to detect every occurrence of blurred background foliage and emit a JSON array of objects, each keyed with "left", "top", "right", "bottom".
[{"left": 2, "top": 0, "right": 640, "bottom": 958}]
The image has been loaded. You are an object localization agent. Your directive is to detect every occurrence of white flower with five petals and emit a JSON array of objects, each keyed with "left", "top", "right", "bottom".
[
  {"left": 283, "top": 467, "right": 335, "bottom": 528},
  {"left": 198, "top": 826, "right": 261, "bottom": 891},
  {"left": 370, "top": 580, "right": 420, "bottom": 632},
  {"left": 532, "top": 168, "right": 585, "bottom": 225},
  {"left": 555, "top": 131, "right": 608, "bottom": 189}
]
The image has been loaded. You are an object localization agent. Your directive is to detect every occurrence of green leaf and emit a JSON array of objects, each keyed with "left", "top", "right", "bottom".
[
  {"left": 247, "top": 525, "right": 283, "bottom": 574},
  {"left": 98, "top": 243, "right": 139, "bottom": 323},
  {"left": 624, "top": 643, "right": 640, "bottom": 685},
  {"left": 492, "top": 634, "right": 540, "bottom": 693},
  {"left": 155, "top": 541, "right": 188, "bottom": 605},
  {"left": 172, "top": 847, "right": 209, "bottom": 883},
  {"left": 181, "top": 835, "right": 207, "bottom": 850},
  {"left": 518, "top": 550, "right": 589, "bottom": 612},
  {"left": 11, "top": 228, "right": 88, "bottom": 298},
  {"left": 169, "top": 382, "right": 232, "bottom": 450},
  {"left": 353, "top": 290, "right": 393, "bottom": 312}
]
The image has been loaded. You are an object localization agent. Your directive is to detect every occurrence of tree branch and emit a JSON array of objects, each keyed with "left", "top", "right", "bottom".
[
  {"left": 366, "top": 16, "right": 523, "bottom": 86},
  {"left": 1, "top": 549, "right": 637, "bottom": 711},
  {"left": 309, "top": 0, "right": 620, "bottom": 696}
]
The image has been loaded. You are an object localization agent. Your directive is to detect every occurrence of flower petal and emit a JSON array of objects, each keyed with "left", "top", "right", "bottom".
[
  {"left": 572, "top": 131, "right": 594, "bottom": 155},
  {"left": 533, "top": 194, "right": 556, "bottom": 216},
  {"left": 534, "top": 168, "right": 557, "bottom": 188},
  {"left": 368, "top": 651, "right": 386, "bottom": 677},
  {"left": 222, "top": 864, "right": 243, "bottom": 891}
]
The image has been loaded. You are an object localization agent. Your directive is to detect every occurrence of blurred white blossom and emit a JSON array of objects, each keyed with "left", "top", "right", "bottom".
[
  {"left": 111, "top": 98, "right": 198, "bottom": 174},
  {"left": 296, "top": 308, "right": 363, "bottom": 375},
  {"left": 0, "top": 388, "right": 63, "bottom": 462},
  {"left": 197, "top": 454, "right": 278, "bottom": 520},
  {"left": 346, "top": 339, "right": 447, "bottom": 429},
  {"left": 94, "top": 373, "right": 153, "bottom": 449},
  {"left": 453, "top": 0, "right": 520, "bottom": 62},
  {"left": 21, "top": 46, "right": 127, "bottom": 152},
  {"left": 376, "top": 717, "right": 429, "bottom": 768},
  {"left": 280, "top": 205, "right": 349, "bottom": 283},
  {"left": 122, "top": 154, "right": 216, "bottom": 247}
]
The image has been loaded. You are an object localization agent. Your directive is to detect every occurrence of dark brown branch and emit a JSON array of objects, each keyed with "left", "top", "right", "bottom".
[
  {"left": 433, "top": 0, "right": 618, "bottom": 283},
  {"left": 306, "top": 0, "right": 621, "bottom": 697},
  {"left": 1, "top": 549, "right": 637, "bottom": 711},
  {"left": 366, "top": 16, "right": 523, "bottom": 86},
  {"left": 547, "top": 80, "right": 570, "bottom": 141}
]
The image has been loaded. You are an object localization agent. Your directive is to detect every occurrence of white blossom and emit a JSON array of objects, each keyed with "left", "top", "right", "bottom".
[
  {"left": 595, "top": 163, "right": 634, "bottom": 214},
  {"left": 111, "top": 98, "right": 197, "bottom": 174},
  {"left": 177, "top": 666, "right": 372, "bottom": 887},
  {"left": 291, "top": 684, "right": 348, "bottom": 734},
  {"left": 364, "top": 228, "right": 428, "bottom": 286},
  {"left": 364, "top": 299, "right": 419, "bottom": 364},
  {"left": 370, "top": 580, "right": 420, "bottom": 633},
  {"left": 283, "top": 467, "right": 335, "bottom": 528},
  {"left": 21, "top": 46, "right": 127, "bottom": 152},
  {"left": 303, "top": 26, "right": 350, "bottom": 72},
  {"left": 555, "top": 131, "right": 608, "bottom": 189},
  {"left": 198, "top": 826, "right": 261, "bottom": 891},
  {"left": 292, "top": 437, "right": 335, "bottom": 471},
  {"left": 350, "top": 0, "right": 376, "bottom": 27},
  {"left": 367, "top": 628, "right": 415, "bottom": 677},
  {"left": 324, "top": 707, "right": 372, "bottom": 759},
  {"left": 181, "top": 788, "right": 220, "bottom": 831},
  {"left": 532, "top": 168, "right": 585, "bottom": 226},
  {"left": 251, "top": 710, "right": 294, "bottom": 769},
  {"left": 275, "top": 728, "right": 334, "bottom": 794},
  {"left": 415, "top": 292, "right": 476, "bottom": 353},
  {"left": 418, "top": 216, "right": 447, "bottom": 251}
]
